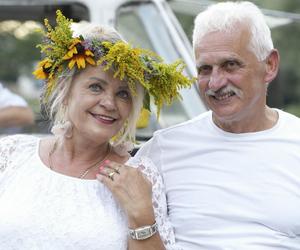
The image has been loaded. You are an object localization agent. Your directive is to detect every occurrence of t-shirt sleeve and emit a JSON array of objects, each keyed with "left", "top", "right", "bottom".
[
  {"left": 128, "top": 156, "right": 181, "bottom": 250},
  {"left": 134, "top": 133, "right": 162, "bottom": 172}
]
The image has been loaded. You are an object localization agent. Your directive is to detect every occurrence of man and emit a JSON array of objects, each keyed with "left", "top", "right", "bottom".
[
  {"left": 0, "top": 82, "right": 34, "bottom": 130},
  {"left": 134, "top": 1, "right": 300, "bottom": 249}
]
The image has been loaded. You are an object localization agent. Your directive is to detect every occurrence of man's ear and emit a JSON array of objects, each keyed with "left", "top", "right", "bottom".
[{"left": 264, "top": 49, "right": 280, "bottom": 84}]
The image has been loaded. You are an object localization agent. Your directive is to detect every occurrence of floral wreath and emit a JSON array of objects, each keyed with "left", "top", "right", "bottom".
[{"left": 33, "top": 10, "right": 195, "bottom": 116}]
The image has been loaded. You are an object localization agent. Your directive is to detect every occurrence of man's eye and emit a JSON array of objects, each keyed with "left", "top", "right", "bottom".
[
  {"left": 117, "top": 90, "right": 131, "bottom": 100},
  {"left": 223, "top": 60, "right": 240, "bottom": 71},
  {"left": 197, "top": 65, "right": 212, "bottom": 75},
  {"left": 89, "top": 83, "right": 103, "bottom": 92}
]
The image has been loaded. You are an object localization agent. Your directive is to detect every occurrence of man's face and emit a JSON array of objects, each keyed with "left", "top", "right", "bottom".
[{"left": 194, "top": 26, "right": 267, "bottom": 126}]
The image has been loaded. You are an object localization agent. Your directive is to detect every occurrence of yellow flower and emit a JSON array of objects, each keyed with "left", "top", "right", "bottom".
[
  {"left": 63, "top": 38, "right": 96, "bottom": 69},
  {"left": 62, "top": 38, "right": 81, "bottom": 60},
  {"left": 32, "top": 58, "right": 52, "bottom": 79}
]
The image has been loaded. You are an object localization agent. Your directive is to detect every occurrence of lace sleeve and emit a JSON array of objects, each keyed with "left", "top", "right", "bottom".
[
  {"left": 0, "top": 135, "right": 21, "bottom": 174},
  {"left": 0, "top": 134, "right": 37, "bottom": 176},
  {"left": 128, "top": 156, "right": 181, "bottom": 250}
]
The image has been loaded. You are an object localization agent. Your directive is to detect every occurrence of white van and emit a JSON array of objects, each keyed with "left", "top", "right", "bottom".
[{"left": 0, "top": 0, "right": 206, "bottom": 140}]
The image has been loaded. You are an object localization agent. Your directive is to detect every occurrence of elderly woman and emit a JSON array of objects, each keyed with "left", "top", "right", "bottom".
[{"left": 0, "top": 11, "right": 193, "bottom": 250}]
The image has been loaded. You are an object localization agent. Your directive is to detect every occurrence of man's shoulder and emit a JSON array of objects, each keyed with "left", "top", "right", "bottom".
[
  {"left": 153, "top": 111, "right": 211, "bottom": 137},
  {"left": 277, "top": 109, "right": 300, "bottom": 125}
]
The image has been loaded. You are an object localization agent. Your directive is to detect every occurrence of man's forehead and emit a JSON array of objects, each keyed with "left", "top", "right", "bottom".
[
  {"left": 195, "top": 24, "right": 251, "bottom": 50},
  {"left": 194, "top": 32, "right": 252, "bottom": 65}
]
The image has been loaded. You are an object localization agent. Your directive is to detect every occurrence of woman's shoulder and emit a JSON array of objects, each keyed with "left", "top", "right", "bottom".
[
  {"left": 0, "top": 134, "right": 39, "bottom": 171},
  {"left": 0, "top": 134, "right": 38, "bottom": 159},
  {"left": 0, "top": 134, "right": 39, "bottom": 150}
]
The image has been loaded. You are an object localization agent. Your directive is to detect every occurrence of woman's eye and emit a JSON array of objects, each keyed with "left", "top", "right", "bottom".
[
  {"left": 89, "top": 83, "right": 103, "bottom": 92},
  {"left": 117, "top": 90, "right": 131, "bottom": 100}
]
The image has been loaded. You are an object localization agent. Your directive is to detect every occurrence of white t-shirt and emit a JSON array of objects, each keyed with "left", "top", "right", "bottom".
[
  {"left": 0, "top": 135, "right": 179, "bottom": 250},
  {"left": 0, "top": 83, "right": 27, "bottom": 108},
  {"left": 135, "top": 109, "right": 300, "bottom": 250}
]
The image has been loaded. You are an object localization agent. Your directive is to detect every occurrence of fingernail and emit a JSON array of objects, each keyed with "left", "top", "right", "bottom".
[
  {"left": 98, "top": 165, "right": 104, "bottom": 171},
  {"left": 96, "top": 174, "right": 103, "bottom": 182},
  {"left": 104, "top": 159, "right": 110, "bottom": 164}
]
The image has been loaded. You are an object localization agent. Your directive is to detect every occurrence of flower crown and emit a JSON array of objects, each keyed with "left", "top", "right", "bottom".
[{"left": 33, "top": 10, "right": 195, "bottom": 116}]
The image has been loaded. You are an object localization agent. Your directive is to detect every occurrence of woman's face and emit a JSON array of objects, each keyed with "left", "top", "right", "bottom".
[{"left": 67, "top": 65, "right": 132, "bottom": 144}]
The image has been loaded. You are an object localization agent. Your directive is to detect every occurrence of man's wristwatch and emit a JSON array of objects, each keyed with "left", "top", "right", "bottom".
[{"left": 128, "top": 221, "right": 158, "bottom": 240}]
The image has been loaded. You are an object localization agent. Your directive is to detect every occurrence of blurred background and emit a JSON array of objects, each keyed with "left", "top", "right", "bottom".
[{"left": 0, "top": 0, "right": 299, "bottom": 138}]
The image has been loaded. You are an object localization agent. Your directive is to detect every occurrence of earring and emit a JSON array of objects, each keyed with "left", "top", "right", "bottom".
[
  {"left": 113, "top": 140, "right": 134, "bottom": 156},
  {"left": 51, "top": 120, "right": 73, "bottom": 138},
  {"left": 111, "top": 120, "right": 128, "bottom": 142},
  {"left": 110, "top": 120, "right": 133, "bottom": 156}
]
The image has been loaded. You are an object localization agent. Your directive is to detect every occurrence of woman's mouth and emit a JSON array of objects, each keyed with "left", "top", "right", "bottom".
[{"left": 91, "top": 113, "right": 117, "bottom": 124}]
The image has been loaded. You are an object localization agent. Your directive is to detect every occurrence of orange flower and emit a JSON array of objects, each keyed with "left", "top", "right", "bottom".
[
  {"left": 33, "top": 58, "right": 53, "bottom": 79},
  {"left": 63, "top": 38, "right": 96, "bottom": 69}
]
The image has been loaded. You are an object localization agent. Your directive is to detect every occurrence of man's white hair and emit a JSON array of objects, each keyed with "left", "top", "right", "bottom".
[{"left": 192, "top": 1, "right": 274, "bottom": 61}]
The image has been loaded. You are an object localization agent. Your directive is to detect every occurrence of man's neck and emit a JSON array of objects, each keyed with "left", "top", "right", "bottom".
[{"left": 212, "top": 107, "right": 279, "bottom": 133}]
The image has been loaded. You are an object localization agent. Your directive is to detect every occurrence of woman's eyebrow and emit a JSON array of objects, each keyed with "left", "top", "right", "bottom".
[{"left": 89, "top": 77, "right": 108, "bottom": 85}]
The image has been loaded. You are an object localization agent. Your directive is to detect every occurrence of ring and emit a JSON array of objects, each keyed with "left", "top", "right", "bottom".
[
  {"left": 108, "top": 171, "right": 116, "bottom": 181},
  {"left": 114, "top": 166, "right": 121, "bottom": 174}
]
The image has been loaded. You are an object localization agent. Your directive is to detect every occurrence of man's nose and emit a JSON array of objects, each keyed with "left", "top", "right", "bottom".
[
  {"left": 99, "top": 94, "right": 116, "bottom": 110},
  {"left": 208, "top": 67, "right": 227, "bottom": 91}
]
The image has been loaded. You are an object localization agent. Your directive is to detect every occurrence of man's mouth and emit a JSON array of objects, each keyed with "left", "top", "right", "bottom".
[
  {"left": 213, "top": 91, "right": 236, "bottom": 101},
  {"left": 205, "top": 84, "right": 242, "bottom": 102}
]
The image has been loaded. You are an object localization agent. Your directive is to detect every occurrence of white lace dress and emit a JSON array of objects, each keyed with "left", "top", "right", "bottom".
[{"left": 0, "top": 135, "right": 179, "bottom": 250}]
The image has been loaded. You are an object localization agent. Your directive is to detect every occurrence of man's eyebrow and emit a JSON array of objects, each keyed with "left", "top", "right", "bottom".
[
  {"left": 196, "top": 62, "right": 210, "bottom": 69},
  {"left": 196, "top": 56, "right": 241, "bottom": 67}
]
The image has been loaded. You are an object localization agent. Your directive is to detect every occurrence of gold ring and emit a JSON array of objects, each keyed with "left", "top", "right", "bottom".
[
  {"left": 108, "top": 171, "right": 116, "bottom": 181},
  {"left": 114, "top": 166, "right": 121, "bottom": 174}
]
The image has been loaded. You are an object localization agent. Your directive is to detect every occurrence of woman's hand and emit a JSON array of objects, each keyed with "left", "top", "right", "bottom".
[{"left": 96, "top": 160, "right": 155, "bottom": 228}]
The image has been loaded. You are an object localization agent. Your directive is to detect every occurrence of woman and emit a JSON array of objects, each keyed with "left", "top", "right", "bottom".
[{"left": 0, "top": 11, "right": 193, "bottom": 250}]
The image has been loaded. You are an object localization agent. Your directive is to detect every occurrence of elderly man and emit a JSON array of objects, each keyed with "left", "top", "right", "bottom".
[{"left": 135, "top": 1, "right": 300, "bottom": 249}]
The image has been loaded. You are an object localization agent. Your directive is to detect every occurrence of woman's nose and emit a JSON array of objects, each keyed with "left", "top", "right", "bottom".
[{"left": 98, "top": 94, "right": 116, "bottom": 110}]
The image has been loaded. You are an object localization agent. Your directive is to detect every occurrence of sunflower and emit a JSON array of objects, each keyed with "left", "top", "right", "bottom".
[
  {"left": 33, "top": 58, "right": 53, "bottom": 79},
  {"left": 62, "top": 38, "right": 96, "bottom": 69}
]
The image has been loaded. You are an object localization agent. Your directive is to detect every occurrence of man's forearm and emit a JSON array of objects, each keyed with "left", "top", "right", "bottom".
[{"left": 0, "top": 106, "right": 34, "bottom": 127}]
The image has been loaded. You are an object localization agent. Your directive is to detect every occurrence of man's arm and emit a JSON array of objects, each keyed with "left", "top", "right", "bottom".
[{"left": 0, "top": 106, "right": 34, "bottom": 128}]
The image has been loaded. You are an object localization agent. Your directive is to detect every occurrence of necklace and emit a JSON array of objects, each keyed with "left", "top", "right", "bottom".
[{"left": 48, "top": 139, "right": 111, "bottom": 179}]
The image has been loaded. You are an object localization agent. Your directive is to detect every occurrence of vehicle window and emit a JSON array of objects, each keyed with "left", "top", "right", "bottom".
[{"left": 116, "top": 2, "right": 202, "bottom": 139}]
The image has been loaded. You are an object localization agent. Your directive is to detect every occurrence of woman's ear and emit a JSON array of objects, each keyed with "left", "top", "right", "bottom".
[{"left": 264, "top": 49, "right": 280, "bottom": 84}]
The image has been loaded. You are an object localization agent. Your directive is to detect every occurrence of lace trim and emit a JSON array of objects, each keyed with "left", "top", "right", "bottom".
[
  {"left": 0, "top": 134, "right": 37, "bottom": 174},
  {"left": 128, "top": 156, "right": 181, "bottom": 250}
]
